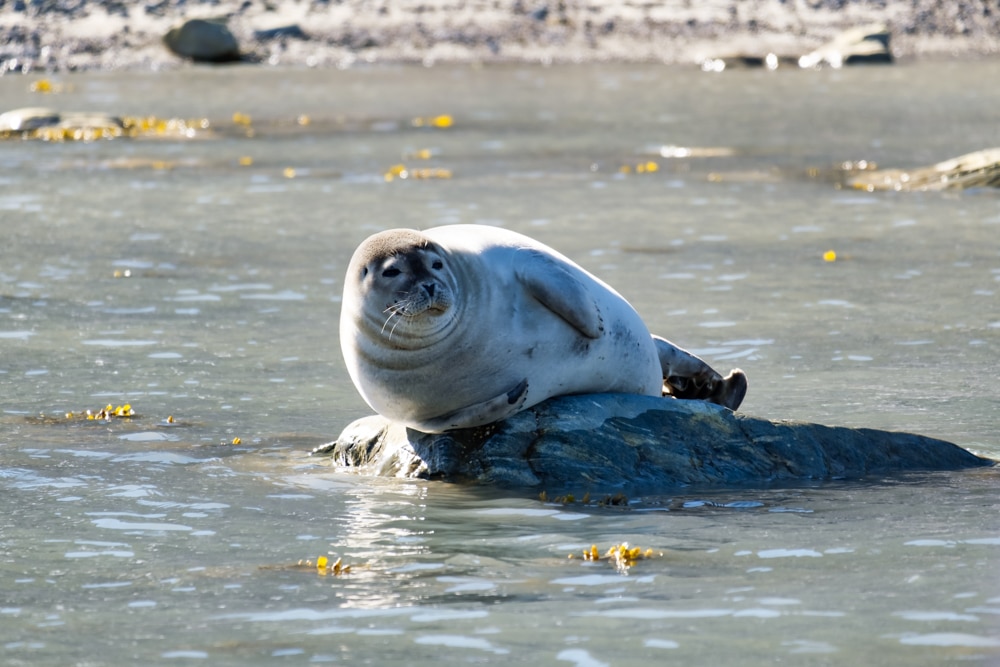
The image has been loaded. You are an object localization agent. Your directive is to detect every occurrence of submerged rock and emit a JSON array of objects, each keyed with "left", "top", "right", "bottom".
[
  {"left": 847, "top": 147, "right": 1000, "bottom": 191},
  {"left": 163, "top": 19, "right": 241, "bottom": 63},
  {"left": 312, "top": 394, "right": 992, "bottom": 491}
]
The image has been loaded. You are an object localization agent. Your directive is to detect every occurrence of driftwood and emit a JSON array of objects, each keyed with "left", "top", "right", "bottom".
[
  {"left": 702, "top": 23, "right": 892, "bottom": 72},
  {"left": 847, "top": 148, "right": 1000, "bottom": 192}
]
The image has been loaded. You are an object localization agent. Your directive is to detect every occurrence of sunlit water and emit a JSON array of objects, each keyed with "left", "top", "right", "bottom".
[{"left": 1, "top": 62, "right": 999, "bottom": 665}]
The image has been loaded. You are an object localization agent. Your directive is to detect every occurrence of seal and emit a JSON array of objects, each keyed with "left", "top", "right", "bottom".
[{"left": 340, "top": 225, "right": 747, "bottom": 433}]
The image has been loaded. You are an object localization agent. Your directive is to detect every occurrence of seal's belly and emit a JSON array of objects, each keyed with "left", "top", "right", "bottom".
[{"left": 367, "top": 309, "right": 663, "bottom": 425}]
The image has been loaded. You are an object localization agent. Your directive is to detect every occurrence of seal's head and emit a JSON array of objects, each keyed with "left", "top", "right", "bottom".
[{"left": 344, "top": 229, "right": 458, "bottom": 347}]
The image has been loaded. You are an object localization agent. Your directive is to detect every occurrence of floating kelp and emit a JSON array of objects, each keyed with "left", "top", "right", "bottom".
[
  {"left": 403, "top": 147, "right": 439, "bottom": 160},
  {"left": 22, "top": 404, "right": 135, "bottom": 425},
  {"left": 539, "top": 490, "right": 630, "bottom": 507},
  {"left": 411, "top": 114, "right": 454, "bottom": 128},
  {"left": 65, "top": 404, "right": 135, "bottom": 421},
  {"left": 262, "top": 556, "right": 354, "bottom": 576},
  {"left": 570, "top": 543, "right": 663, "bottom": 575},
  {"left": 29, "top": 78, "right": 67, "bottom": 94},
  {"left": 383, "top": 163, "right": 453, "bottom": 181},
  {"left": 619, "top": 160, "right": 659, "bottom": 175}
]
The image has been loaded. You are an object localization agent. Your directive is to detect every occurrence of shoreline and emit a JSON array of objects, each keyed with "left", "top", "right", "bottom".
[{"left": 1, "top": 1, "right": 999, "bottom": 73}]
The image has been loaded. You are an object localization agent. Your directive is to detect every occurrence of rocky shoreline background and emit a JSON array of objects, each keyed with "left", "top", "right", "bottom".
[{"left": 1, "top": 0, "right": 999, "bottom": 72}]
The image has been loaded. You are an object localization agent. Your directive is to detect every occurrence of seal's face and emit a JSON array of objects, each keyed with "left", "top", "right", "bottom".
[
  {"left": 366, "top": 246, "right": 453, "bottom": 318},
  {"left": 347, "top": 230, "right": 457, "bottom": 344}
]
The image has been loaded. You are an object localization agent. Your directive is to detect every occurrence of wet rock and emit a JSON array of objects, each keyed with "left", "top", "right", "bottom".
[
  {"left": 253, "top": 25, "right": 309, "bottom": 41},
  {"left": 312, "top": 393, "right": 992, "bottom": 492},
  {"left": 0, "top": 107, "right": 61, "bottom": 131},
  {"left": 163, "top": 18, "right": 241, "bottom": 63},
  {"left": 0, "top": 107, "right": 123, "bottom": 133},
  {"left": 798, "top": 23, "right": 893, "bottom": 68},
  {"left": 846, "top": 147, "right": 1000, "bottom": 191}
]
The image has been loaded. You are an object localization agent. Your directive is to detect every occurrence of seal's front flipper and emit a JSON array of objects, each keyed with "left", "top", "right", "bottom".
[
  {"left": 514, "top": 250, "right": 603, "bottom": 339},
  {"left": 653, "top": 335, "right": 748, "bottom": 411},
  {"left": 417, "top": 379, "right": 529, "bottom": 433}
]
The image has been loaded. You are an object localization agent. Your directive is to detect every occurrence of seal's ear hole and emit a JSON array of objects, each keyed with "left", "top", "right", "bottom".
[
  {"left": 382, "top": 268, "right": 401, "bottom": 278},
  {"left": 431, "top": 260, "right": 443, "bottom": 270},
  {"left": 361, "top": 267, "right": 368, "bottom": 277}
]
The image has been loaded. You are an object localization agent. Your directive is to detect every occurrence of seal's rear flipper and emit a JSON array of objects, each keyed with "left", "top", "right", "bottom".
[
  {"left": 654, "top": 335, "right": 748, "bottom": 411},
  {"left": 664, "top": 368, "right": 747, "bottom": 411},
  {"left": 417, "top": 379, "right": 530, "bottom": 433}
]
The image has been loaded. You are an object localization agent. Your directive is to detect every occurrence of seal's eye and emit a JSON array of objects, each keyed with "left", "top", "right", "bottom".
[
  {"left": 431, "top": 260, "right": 443, "bottom": 270},
  {"left": 382, "top": 268, "right": 401, "bottom": 278},
  {"left": 361, "top": 267, "right": 368, "bottom": 278}
]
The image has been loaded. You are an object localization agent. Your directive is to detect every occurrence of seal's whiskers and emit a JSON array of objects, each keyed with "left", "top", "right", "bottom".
[{"left": 382, "top": 301, "right": 412, "bottom": 340}]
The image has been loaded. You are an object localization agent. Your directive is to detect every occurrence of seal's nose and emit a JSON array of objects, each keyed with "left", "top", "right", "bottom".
[{"left": 423, "top": 283, "right": 436, "bottom": 297}]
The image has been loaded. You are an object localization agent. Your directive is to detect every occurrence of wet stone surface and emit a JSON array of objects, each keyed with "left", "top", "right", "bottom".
[{"left": 315, "top": 393, "right": 993, "bottom": 492}]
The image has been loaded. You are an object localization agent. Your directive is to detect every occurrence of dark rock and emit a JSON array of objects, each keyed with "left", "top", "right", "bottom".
[
  {"left": 529, "top": 5, "right": 549, "bottom": 22},
  {"left": 253, "top": 24, "right": 308, "bottom": 41},
  {"left": 312, "top": 393, "right": 992, "bottom": 492},
  {"left": 163, "top": 18, "right": 241, "bottom": 63}
]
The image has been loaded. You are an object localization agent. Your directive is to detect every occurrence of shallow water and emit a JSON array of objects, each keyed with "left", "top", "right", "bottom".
[{"left": 1, "top": 61, "right": 999, "bottom": 665}]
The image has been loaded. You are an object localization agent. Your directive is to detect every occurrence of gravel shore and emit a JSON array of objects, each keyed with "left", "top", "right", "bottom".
[{"left": 1, "top": 0, "right": 999, "bottom": 72}]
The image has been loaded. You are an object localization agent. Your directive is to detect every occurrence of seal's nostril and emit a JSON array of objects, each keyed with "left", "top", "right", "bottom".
[{"left": 424, "top": 283, "right": 435, "bottom": 297}]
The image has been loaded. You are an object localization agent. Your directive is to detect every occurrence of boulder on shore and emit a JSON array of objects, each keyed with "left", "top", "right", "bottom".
[
  {"left": 312, "top": 393, "right": 992, "bottom": 492},
  {"left": 163, "top": 19, "right": 241, "bottom": 63}
]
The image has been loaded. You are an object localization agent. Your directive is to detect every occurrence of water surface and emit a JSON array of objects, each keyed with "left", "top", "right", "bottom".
[{"left": 1, "top": 61, "right": 998, "bottom": 665}]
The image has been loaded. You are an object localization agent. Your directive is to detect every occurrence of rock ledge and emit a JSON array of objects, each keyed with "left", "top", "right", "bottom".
[{"left": 312, "top": 393, "right": 993, "bottom": 491}]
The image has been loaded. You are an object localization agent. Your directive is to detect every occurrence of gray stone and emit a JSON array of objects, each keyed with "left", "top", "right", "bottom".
[
  {"left": 163, "top": 18, "right": 241, "bottom": 63},
  {"left": 253, "top": 25, "right": 309, "bottom": 42},
  {"left": 0, "top": 107, "right": 61, "bottom": 131},
  {"left": 0, "top": 107, "right": 125, "bottom": 138},
  {"left": 312, "top": 393, "right": 992, "bottom": 492}
]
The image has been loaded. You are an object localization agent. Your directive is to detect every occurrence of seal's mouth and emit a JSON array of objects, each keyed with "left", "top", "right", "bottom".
[
  {"left": 400, "top": 304, "right": 448, "bottom": 318},
  {"left": 386, "top": 299, "right": 449, "bottom": 318}
]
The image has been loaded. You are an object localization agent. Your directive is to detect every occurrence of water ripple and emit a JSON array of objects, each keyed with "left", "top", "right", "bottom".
[
  {"left": 898, "top": 633, "right": 1000, "bottom": 647},
  {"left": 414, "top": 634, "right": 509, "bottom": 655},
  {"left": 556, "top": 649, "right": 609, "bottom": 667}
]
